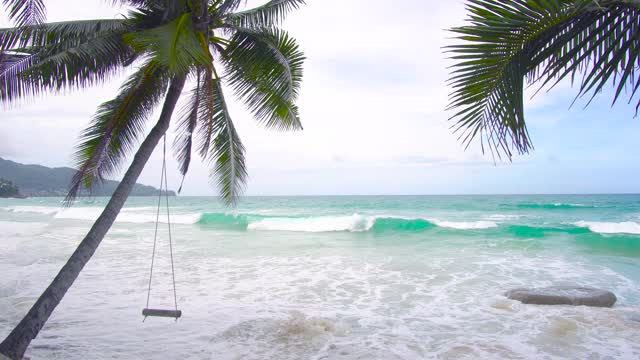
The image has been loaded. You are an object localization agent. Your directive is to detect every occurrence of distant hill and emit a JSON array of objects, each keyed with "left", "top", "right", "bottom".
[{"left": 0, "top": 157, "right": 175, "bottom": 197}]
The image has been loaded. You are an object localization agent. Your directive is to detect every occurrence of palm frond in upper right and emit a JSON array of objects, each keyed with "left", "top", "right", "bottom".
[{"left": 447, "top": 0, "right": 640, "bottom": 159}]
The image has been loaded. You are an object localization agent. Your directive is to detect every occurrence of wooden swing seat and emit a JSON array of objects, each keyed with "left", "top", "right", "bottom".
[{"left": 142, "top": 308, "right": 182, "bottom": 319}]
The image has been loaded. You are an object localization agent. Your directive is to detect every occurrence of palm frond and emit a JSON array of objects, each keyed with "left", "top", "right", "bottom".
[
  {"left": 1, "top": 31, "right": 134, "bottom": 103},
  {"left": 124, "top": 12, "right": 210, "bottom": 74},
  {"left": 111, "top": 0, "right": 186, "bottom": 20},
  {"left": 108, "top": 0, "right": 164, "bottom": 6},
  {"left": 196, "top": 67, "right": 247, "bottom": 205},
  {"left": 0, "top": 19, "right": 133, "bottom": 103},
  {"left": 221, "top": 27, "right": 304, "bottom": 130},
  {"left": 2, "top": 0, "right": 46, "bottom": 27},
  {"left": 173, "top": 67, "right": 204, "bottom": 189},
  {"left": 66, "top": 62, "right": 170, "bottom": 202},
  {"left": 0, "top": 51, "right": 18, "bottom": 70},
  {"left": 223, "top": 0, "right": 305, "bottom": 28},
  {"left": 0, "top": 19, "right": 129, "bottom": 51},
  {"left": 213, "top": 0, "right": 245, "bottom": 16},
  {"left": 448, "top": 0, "right": 640, "bottom": 159},
  {"left": 0, "top": 19, "right": 130, "bottom": 50}
]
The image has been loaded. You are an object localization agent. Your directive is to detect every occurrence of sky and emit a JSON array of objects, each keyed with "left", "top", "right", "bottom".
[{"left": 2, "top": 0, "right": 640, "bottom": 196}]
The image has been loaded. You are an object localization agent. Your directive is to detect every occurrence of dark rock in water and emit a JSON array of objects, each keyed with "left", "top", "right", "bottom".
[{"left": 505, "top": 286, "right": 616, "bottom": 307}]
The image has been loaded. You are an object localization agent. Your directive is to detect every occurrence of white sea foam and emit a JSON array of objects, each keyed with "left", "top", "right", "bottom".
[
  {"left": 116, "top": 212, "right": 201, "bottom": 224},
  {"left": 558, "top": 203, "right": 594, "bottom": 208},
  {"left": 53, "top": 207, "right": 102, "bottom": 220},
  {"left": 485, "top": 214, "right": 522, "bottom": 221},
  {"left": 52, "top": 207, "right": 201, "bottom": 224},
  {"left": 5, "top": 206, "right": 60, "bottom": 215},
  {"left": 431, "top": 220, "right": 498, "bottom": 230},
  {"left": 575, "top": 221, "right": 640, "bottom": 235},
  {"left": 247, "top": 214, "right": 375, "bottom": 232}
]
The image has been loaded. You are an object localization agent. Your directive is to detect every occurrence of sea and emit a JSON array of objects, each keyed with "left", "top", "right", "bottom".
[{"left": 0, "top": 195, "right": 639, "bottom": 359}]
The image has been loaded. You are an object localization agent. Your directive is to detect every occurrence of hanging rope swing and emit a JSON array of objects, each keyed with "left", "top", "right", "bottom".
[{"left": 143, "top": 136, "right": 182, "bottom": 320}]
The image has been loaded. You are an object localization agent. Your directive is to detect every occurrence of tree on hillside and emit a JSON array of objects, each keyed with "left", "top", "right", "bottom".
[
  {"left": 0, "top": 178, "right": 21, "bottom": 198},
  {"left": 0, "top": 0, "right": 305, "bottom": 358},
  {"left": 447, "top": 0, "right": 640, "bottom": 159}
]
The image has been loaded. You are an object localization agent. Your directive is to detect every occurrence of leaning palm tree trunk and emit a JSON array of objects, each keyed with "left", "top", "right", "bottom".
[{"left": 0, "top": 75, "right": 186, "bottom": 360}]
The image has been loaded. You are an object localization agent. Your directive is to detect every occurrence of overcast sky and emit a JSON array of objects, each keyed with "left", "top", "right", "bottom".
[{"left": 2, "top": 0, "right": 640, "bottom": 196}]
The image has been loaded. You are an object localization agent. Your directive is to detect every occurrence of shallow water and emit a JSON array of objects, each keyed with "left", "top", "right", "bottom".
[{"left": 1, "top": 195, "right": 639, "bottom": 359}]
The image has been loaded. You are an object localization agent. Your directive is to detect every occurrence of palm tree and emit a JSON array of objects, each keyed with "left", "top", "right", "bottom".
[
  {"left": 447, "top": 0, "right": 640, "bottom": 159},
  {"left": 0, "top": 0, "right": 305, "bottom": 358}
]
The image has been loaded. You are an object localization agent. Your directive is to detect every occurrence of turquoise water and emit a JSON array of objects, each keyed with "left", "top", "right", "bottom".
[{"left": 1, "top": 195, "right": 639, "bottom": 359}]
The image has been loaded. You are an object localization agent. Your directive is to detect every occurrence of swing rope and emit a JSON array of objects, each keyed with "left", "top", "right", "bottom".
[{"left": 144, "top": 135, "right": 179, "bottom": 320}]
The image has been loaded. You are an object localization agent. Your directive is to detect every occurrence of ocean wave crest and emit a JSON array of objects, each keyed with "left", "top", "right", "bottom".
[
  {"left": 484, "top": 214, "right": 523, "bottom": 221},
  {"left": 10, "top": 205, "right": 640, "bottom": 237},
  {"left": 2, "top": 206, "right": 504, "bottom": 233},
  {"left": 208, "top": 214, "right": 498, "bottom": 233},
  {"left": 514, "top": 203, "right": 595, "bottom": 210},
  {"left": 247, "top": 214, "right": 375, "bottom": 232},
  {"left": 431, "top": 220, "right": 498, "bottom": 230},
  {"left": 574, "top": 221, "right": 640, "bottom": 235}
]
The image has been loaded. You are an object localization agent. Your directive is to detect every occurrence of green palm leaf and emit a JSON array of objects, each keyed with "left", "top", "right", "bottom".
[
  {"left": 1, "top": 32, "right": 133, "bottom": 103},
  {"left": 124, "top": 12, "right": 210, "bottom": 74},
  {"left": 173, "top": 68, "right": 204, "bottom": 188},
  {"left": 448, "top": 0, "right": 640, "bottom": 158},
  {"left": 196, "top": 68, "right": 247, "bottom": 205},
  {"left": 66, "top": 62, "right": 170, "bottom": 202},
  {"left": 221, "top": 27, "right": 304, "bottom": 130},
  {"left": 2, "top": 0, "right": 46, "bottom": 27},
  {"left": 212, "top": 0, "right": 244, "bottom": 16},
  {"left": 0, "top": 19, "right": 133, "bottom": 103},
  {"left": 0, "top": 19, "right": 129, "bottom": 50},
  {"left": 224, "top": 0, "right": 306, "bottom": 28}
]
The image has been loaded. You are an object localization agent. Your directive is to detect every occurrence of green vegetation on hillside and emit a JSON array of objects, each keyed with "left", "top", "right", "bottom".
[
  {"left": 0, "top": 178, "right": 23, "bottom": 198},
  {"left": 0, "top": 158, "right": 175, "bottom": 197}
]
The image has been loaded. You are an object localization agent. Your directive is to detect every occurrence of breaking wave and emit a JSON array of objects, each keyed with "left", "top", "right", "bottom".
[
  {"left": 574, "top": 221, "right": 640, "bottom": 235},
  {"left": 201, "top": 213, "right": 496, "bottom": 233},
  {"left": 247, "top": 214, "right": 375, "bottom": 232},
  {"left": 6, "top": 205, "right": 640, "bottom": 237}
]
